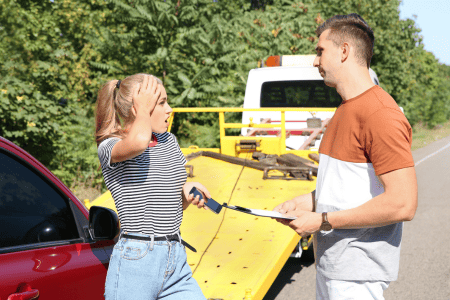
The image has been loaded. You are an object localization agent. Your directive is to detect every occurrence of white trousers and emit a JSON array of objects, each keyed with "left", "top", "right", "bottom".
[{"left": 316, "top": 272, "right": 390, "bottom": 300}]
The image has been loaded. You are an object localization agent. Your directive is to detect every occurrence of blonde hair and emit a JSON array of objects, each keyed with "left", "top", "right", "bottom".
[{"left": 95, "top": 73, "right": 163, "bottom": 146}]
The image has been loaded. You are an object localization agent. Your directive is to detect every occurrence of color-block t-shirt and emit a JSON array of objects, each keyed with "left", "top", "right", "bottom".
[{"left": 315, "top": 85, "right": 415, "bottom": 281}]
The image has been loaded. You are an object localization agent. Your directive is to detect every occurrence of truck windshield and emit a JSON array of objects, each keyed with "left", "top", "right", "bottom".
[{"left": 260, "top": 80, "right": 342, "bottom": 108}]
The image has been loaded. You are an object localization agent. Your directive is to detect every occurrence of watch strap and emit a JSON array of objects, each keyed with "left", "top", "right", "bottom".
[
  {"left": 322, "top": 212, "right": 328, "bottom": 223},
  {"left": 320, "top": 212, "right": 332, "bottom": 231}
]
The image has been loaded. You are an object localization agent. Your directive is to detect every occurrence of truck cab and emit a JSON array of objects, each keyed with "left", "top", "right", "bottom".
[{"left": 241, "top": 55, "right": 380, "bottom": 150}]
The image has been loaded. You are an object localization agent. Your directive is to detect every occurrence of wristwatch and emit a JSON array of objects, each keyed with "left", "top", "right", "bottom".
[{"left": 320, "top": 212, "right": 332, "bottom": 231}]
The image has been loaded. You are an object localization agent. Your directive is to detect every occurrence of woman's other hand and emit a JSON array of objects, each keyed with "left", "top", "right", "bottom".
[{"left": 182, "top": 182, "right": 212, "bottom": 210}]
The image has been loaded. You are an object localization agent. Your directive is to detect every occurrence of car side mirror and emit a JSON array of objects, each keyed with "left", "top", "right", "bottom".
[{"left": 89, "top": 206, "right": 119, "bottom": 240}]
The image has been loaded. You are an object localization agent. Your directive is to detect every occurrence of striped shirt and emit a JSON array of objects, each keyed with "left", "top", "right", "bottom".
[{"left": 98, "top": 132, "right": 187, "bottom": 236}]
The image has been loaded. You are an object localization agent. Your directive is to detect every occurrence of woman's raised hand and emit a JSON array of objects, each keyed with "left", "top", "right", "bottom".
[
  {"left": 110, "top": 75, "right": 163, "bottom": 163},
  {"left": 132, "top": 75, "right": 162, "bottom": 116}
]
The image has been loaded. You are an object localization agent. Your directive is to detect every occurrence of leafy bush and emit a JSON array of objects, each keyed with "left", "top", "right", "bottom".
[
  {"left": 0, "top": 0, "right": 107, "bottom": 188},
  {"left": 1, "top": 0, "right": 449, "bottom": 193},
  {"left": 0, "top": 87, "right": 75, "bottom": 167}
]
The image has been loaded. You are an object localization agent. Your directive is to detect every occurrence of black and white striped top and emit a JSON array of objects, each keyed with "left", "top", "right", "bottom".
[{"left": 98, "top": 132, "right": 187, "bottom": 236}]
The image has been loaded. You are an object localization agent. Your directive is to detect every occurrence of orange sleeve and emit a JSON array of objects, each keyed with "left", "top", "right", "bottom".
[{"left": 363, "top": 108, "right": 415, "bottom": 175}]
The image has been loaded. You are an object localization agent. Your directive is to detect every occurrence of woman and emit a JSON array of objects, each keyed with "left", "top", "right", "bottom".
[{"left": 96, "top": 74, "right": 209, "bottom": 300}]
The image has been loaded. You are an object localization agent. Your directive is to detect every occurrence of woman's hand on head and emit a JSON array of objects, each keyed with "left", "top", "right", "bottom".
[
  {"left": 132, "top": 75, "right": 162, "bottom": 117},
  {"left": 182, "top": 182, "right": 212, "bottom": 210}
]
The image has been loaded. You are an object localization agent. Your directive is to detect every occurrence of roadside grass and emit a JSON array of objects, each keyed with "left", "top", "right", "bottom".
[
  {"left": 72, "top": 179, "right": 103, "bottom": 205},
  {"left": 73, "top": 120, "right": 450, "bottom": 203},
  {"left": 411, "top": 120, "right": 450, "bottom": 151}
]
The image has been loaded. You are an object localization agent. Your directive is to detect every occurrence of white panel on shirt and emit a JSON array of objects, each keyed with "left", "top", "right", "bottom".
[{"left": 315, "top": 154, "right": 384, "bottom": 213}]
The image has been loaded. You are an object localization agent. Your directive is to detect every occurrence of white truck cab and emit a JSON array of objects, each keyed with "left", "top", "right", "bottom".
[{"left": 241, "top": 55, "right": 380, "bottom": 150}]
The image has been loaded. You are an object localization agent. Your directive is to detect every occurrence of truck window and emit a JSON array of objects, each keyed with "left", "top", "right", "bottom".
[{"left": 260, "top": 80, "right": 342, "bottom": 108}]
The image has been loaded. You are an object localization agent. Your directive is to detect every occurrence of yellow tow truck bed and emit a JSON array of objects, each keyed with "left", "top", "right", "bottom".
[{"left": 180, "top": 152, "right": 315, "bottom": 300}]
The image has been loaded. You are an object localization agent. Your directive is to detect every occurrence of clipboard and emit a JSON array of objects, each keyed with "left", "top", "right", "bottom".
[{"left": 222, "top": 203, "right": 296, "bottom": 220}]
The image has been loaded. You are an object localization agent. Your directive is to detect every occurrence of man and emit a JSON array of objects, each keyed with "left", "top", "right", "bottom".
[{"left": 274, "top": 14, "right": 418, "bottom": 299}]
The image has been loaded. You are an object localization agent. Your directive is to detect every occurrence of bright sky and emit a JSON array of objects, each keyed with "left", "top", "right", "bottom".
[{"left": 399, "top": 0, "right": 450, "bottom": 65}]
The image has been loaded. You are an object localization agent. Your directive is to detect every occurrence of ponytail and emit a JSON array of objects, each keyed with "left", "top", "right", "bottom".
[{"left": 95, "top": 80, "right": 124, "bottom": 146}]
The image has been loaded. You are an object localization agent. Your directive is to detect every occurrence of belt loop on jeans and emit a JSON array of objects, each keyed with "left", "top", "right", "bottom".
[
  {"left": 176, "top": 232, "right": 182, "bottom": 243},
  {"left": 150, "top": 235, "right": 155, "bottom": 251},
  {"left": 164, "top": 234, "right": 171, "bottom": 245}
]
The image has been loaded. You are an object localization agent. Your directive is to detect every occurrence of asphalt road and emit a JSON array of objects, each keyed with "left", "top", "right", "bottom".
[{"left": 263, "top": 135, "right": 450, "bottom": 300}]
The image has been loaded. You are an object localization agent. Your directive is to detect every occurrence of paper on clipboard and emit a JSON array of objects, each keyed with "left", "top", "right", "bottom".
[{"left": 222, "top": 203, "right": 296, "bottom": 220}]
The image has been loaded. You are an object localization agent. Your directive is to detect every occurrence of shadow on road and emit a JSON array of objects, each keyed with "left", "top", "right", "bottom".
[{"left": 263, "top": 250, "right": 315, "bottom": 300}]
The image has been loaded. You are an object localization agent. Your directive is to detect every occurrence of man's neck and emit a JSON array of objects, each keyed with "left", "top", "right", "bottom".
[{"left": 335, "top": 68, "right": 376, "bottom": 101}]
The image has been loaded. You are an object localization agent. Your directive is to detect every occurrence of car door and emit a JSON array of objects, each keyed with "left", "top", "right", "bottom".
[{"left": 0, "top": 146, "right": 111, "bottom": 300}]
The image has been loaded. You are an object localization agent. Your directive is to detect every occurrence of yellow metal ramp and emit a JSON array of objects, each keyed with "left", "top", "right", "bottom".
[{"left": 180, "top": 153, "right": 315, "bottom": 300}]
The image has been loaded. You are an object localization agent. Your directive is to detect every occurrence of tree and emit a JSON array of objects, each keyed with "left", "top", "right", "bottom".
[
  {"left": 0, "top": 0, "right": 110, "bottom": 185},
  {"left": 92, "top": 0, "right": 320, "bottom": 146}
]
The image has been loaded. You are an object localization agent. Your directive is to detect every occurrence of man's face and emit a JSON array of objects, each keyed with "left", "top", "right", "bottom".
[{"left": 313, "top": 29, "right": 341, "bottom": 88}]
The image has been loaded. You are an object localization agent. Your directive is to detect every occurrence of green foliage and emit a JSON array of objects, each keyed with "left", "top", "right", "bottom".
[
  {"left": 0, "top": 0, "right": 109, "bottom": 187},
  {"left": 95, "top": 0, "right": 321, "bottom": 147},
  {"left": 237, "top": 1, "right": 318, "bottom": 57},
  {"left": 1, "top": 0, "right": 449, "bottom": 193},
  {"left": 418, "top": 64, "right": 450, "bottom": 128},
  {"left": 0, "top": 89, "right": 75, "bottom": 167},
  {"left": 0, "top": 0, "right": 110, "bottom": 103},
  {"left": 51, "top": 106, "right": 103, "bottom": 188},
  {"left": 177, "top": 120, "right": 220, "bottom": 148}
]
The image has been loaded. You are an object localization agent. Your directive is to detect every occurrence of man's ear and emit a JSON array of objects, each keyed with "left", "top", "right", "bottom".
[
  {"left": 131, "top": 105, "right": 137, "bottom": 117},
  {"left": 341, "top": 42, "right": 350, "bottom": 63}
]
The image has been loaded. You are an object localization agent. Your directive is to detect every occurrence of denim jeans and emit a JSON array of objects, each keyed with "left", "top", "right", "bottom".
[{"left": 104, "top": 233, "right": 206, "bottom": 300}]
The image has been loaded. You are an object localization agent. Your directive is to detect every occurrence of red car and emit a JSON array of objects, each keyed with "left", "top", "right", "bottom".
[{"left": 0, "top": 136, "right": 119, "bottom": 300}]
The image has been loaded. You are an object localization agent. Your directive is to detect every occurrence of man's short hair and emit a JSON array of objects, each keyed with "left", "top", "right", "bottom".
[{"left": 316, "top": 14, "right": 374, "bottom": 68}]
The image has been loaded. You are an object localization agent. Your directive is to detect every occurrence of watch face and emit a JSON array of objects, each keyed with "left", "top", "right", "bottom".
[{"left": 321, "top": 223, "right": 332, "bottom": 231}]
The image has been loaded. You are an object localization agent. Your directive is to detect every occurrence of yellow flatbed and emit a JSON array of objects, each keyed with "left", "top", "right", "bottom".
[{"left": 89, "top": 108, "right": 333, "bottom": 300}]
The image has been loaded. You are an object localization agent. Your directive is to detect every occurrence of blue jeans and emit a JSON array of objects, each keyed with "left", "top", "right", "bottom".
[{"left": 104, "top": 233, "right": 206, "bottom": 300}]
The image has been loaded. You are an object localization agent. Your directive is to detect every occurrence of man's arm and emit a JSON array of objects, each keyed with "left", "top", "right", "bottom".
[
  {"left": 328, "top": 166, "right": 417, "bottom": 228},
  {"left": 285, "top": 166, "right": 417, "bottom": 236}
]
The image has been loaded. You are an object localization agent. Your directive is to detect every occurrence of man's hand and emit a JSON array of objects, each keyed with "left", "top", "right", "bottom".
[
  {"left": 273, "top": 200, "right": 298, "bottom": 225},
  {"left": 273, "top": 200, "right": 297, "bottom": 215},
  {"left": 272, "top": 191, "right": 316, "bottom": 226},
  {"left": 286, "top": 210, "right": 322, "bottom": 237}
]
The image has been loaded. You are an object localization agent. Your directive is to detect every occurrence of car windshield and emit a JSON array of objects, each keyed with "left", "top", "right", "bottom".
[{"left": 260, "top": 80, "right": 342, "bottom": 108}]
